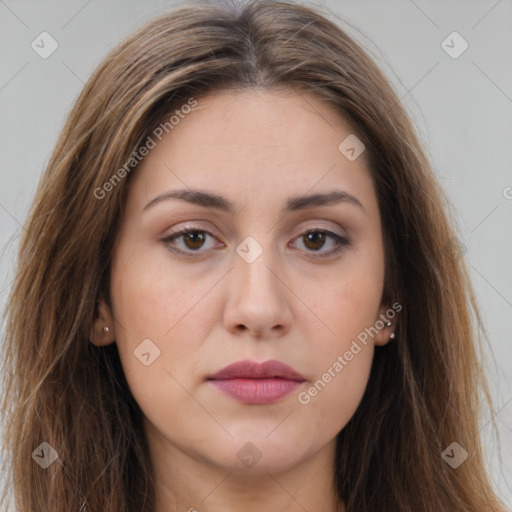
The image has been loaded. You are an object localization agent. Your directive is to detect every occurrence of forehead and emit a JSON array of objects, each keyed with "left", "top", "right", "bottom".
[
  {"left": 126, "top": 86, "right": 377, "bottom": 217},
  {"left": 153, "top": 86, "right": 357, "bottom": 158}
]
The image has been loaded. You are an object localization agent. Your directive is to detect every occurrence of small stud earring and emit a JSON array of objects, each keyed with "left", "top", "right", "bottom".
[
  {"left": 102, "top": 326, "right": 110, "bottom": 333},
  {"left": 386, "top": 321, "right": 392, "bottom": 327},
  {"left": 389, "top": 332, "right": 395, "bottom": 340}
]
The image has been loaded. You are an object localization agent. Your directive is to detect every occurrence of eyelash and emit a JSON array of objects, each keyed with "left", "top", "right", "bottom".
[
  {"left": 292, "top": 229, "right": 350, "bottom": 258},
  {"left": 161, "top": 226, "right": 350, "bottom": 259}
]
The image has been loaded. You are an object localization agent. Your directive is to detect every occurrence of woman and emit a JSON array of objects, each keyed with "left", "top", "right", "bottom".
[{"left": 0, "top": 1, "right": 507, "bottom": 510}]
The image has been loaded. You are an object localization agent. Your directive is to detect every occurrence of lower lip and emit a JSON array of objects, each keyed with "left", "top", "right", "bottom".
[{"left": 210, "top": 378, "right": 303, "bottom": 404}]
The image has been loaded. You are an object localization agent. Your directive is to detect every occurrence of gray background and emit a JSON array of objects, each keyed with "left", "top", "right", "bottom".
[{"left": 0, "top": 0, "right": 511, "bottom": 508}]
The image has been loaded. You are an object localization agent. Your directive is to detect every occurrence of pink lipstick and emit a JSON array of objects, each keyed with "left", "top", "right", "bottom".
[{"left": 207, "top": 359, "right": 305, "bottom": 405}]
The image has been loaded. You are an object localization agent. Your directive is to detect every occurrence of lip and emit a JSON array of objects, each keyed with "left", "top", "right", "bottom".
[{"left": 207, "top": 359, "right": 306, "bottom": 405}]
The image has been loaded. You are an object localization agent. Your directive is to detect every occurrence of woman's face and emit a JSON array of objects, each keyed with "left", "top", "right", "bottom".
[{"left": 99, "top": 87, "right": 393, "bottom": 475}]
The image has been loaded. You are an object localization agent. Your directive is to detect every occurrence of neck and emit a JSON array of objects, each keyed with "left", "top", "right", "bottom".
[{"left": 146, "top": 421, "right": 344, "bottom": 512}]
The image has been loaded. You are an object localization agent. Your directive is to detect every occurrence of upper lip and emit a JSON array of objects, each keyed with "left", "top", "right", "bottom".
[{"left": 208, "top": 359, "right": 305, "bottom": 381}]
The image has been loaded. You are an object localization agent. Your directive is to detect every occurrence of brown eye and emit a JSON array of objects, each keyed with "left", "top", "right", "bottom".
[
  {"left": 183, "top": 231, "right": 206, "bottom": 250},
  {"left": 303, "top": 231, "right": 327, "bottom": 251},
  {"left": 291, "top": 229, "right": 350, "bottom": 258},
  {"left": 162, "top": 229, "right": 222, "bottom": 256}
]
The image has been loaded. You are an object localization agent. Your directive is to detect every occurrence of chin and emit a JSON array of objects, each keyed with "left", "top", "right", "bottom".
[{"left": 200, "top": 433, "right": 315, "bottom": 475}]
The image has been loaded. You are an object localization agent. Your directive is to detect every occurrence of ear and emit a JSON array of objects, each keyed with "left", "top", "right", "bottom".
[
  {"left": 373, "top": 303, "right": 398, "bottom": 347},
  {"left": 89, "top": 299, "right": 116, "bottom": 346}
]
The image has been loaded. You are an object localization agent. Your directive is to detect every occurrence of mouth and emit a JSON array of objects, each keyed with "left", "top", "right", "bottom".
[{"left": 207, "top": 359, "right": 306, "bottom": 405}]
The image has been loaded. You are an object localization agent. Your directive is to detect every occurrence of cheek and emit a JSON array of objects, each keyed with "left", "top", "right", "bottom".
[
  {"left": 111, "top": 241, "right": 211, "bottom": 332},
  {"left": 108, "top": 246, "right": 219, "bottom": 386},
  {"left": 293, "top": 252, "right": 382, "bottom": 426},
  {"left": 296, "top": 252, "right": 384, "bottom": 354},
  {"left": 299, "top": 347, "right": 374, "bottom": 432},
  {"left": 333, "top": 274, "right": 383, "bottom": 338},
  {"left": 108, "top": 249, "right": 223, "bottom": 444},
  {"left": 295, "top": 280, "right": 377, "bottom": 433}
]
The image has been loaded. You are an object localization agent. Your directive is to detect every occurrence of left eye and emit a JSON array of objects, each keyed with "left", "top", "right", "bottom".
[
  {"left": 291, "top": 230, "right": 349, "bottom": 256},
  {"left": 162, "top": 230, "right": 220, "bottom": 254}
]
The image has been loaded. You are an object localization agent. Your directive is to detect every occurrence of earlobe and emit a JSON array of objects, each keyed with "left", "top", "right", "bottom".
[
  {"left": 374, "top": 304, "right": 398, "bottom": 347},
  {"left": 89, "top": 299, "right": 116, "bottom": 346}
]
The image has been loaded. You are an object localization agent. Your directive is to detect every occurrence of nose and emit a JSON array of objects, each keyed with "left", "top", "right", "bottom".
[{"left": 222, "top": 248, "right": 293, "bottom": 339}]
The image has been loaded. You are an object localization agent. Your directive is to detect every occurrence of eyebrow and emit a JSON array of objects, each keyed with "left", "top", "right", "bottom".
[{"left": 143, "top": 188, "right": 365, "bottom": 214}]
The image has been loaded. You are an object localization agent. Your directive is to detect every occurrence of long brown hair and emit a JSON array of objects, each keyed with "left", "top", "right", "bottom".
[{"left": 1, "top": 1, "right": 507, "bottom": 510}]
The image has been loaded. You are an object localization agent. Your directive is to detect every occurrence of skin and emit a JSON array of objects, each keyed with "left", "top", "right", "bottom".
[{"left": 91, "top": 86, "right": 395, "bottom": 512}]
